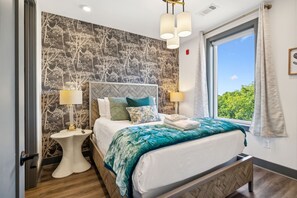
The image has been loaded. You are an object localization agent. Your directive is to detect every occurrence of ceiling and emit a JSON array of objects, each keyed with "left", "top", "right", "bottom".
[{"left": 38, "top": 0, "right": 264, "bottom": 42}]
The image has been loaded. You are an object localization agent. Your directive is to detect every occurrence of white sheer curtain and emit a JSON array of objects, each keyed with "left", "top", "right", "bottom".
[
  {"left": 194, "top": 32, "right": 209, "bottom": 118},
  {"left": 250, "top": 3, "right": 286, "bottom": 137}
]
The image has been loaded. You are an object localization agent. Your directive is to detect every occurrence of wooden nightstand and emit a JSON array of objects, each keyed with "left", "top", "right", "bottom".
[{"left": 50, "top": 129, "right": 92, "bottom": 178}]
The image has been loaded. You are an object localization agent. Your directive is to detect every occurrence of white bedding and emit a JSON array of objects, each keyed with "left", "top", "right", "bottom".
[{"left": 93, "top": 115, "right": 245, "bottom": 197}]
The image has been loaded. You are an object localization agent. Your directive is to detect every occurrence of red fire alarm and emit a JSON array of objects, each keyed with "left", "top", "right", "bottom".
[{"left": 186, "top": 49, "right": 190, "bottom": 55}]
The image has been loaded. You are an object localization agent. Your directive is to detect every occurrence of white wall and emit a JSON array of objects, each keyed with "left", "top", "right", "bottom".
[
  {"left": 179, "top": 0, "right": 297, "bottom": 170},
  {"left": 179, "top": 36, "right": 200, "bottom": 117},
  {"left": 244, "top": 0, "right": 297, "bottom": 170}
]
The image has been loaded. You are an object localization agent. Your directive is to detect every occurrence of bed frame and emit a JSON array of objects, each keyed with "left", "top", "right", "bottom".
[{"left": 88, "top": 82, "right": 253, "bottom": 198}]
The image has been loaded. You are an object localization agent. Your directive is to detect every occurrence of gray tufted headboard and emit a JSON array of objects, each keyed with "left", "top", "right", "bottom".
[{"left": 89, "top": 82, "right": 158, "bottom": 128}]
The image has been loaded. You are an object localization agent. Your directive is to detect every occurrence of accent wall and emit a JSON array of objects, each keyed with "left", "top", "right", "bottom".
[{"left": 41, "top": 12, "right": 179, "bottom": 159}]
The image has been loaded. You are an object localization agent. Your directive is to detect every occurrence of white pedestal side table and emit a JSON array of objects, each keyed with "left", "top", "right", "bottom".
[{"left": 50, "top": 129, "right": 92, "bottom": 178}]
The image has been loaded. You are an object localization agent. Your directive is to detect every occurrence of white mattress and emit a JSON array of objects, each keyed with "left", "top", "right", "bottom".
[{"left": 93, "top": 115, "right": 245, "bottom": 197}]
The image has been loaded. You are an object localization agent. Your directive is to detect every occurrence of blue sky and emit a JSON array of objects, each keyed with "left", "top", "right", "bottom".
[{"left": 217, "top": 34, "right": 255, "bottom": 95}]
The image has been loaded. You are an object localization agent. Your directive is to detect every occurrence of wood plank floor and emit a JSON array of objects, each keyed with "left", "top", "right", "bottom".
[
  {"left": 25, "top": 162, "right": 109, "bottom": 198},
  {"left": 26, "top": 162, "right": 297, "bottom": 198},
  {"left": 228, "top": 166, "right": 297, "bottom": 198}
]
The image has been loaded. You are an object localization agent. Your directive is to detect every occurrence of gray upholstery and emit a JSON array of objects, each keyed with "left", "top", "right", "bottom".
[{"left": 89, "top": 82, "right": 158, "bottom": 128}]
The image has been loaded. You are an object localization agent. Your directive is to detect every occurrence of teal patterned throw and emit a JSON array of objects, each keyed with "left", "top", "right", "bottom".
[{"left": 104, "top": 118, "right": 246, "bottom": 197}]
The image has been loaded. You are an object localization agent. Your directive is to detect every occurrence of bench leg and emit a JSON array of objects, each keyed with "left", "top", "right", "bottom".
[{"left": 248, "top": 181, "right": 253, "bottom": 192}]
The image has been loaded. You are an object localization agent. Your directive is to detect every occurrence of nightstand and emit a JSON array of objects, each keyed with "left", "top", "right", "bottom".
[{"left": 50, "top": 129, "right": 92, "bottom": 178}]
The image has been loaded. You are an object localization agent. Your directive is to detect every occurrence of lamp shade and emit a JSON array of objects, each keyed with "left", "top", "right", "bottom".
[
  {"left": 160, "top": 13, "right": 175, "bottom": 39},
  {"left": 59, "top": 90, "right": 82, "bottom": 105},
  {"left": 177, "top": 12, "right": 192, "bottom": 37},
  {"left": 170, "top": 92, "right": 184, "bottom": 102},
  {"left": 167, "top": 28, "right": 180, "bottom": 49}
]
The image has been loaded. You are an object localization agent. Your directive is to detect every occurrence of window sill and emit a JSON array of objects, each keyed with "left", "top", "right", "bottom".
[{"left": 215, "top": 117, "right": 251, "bottom": 132}]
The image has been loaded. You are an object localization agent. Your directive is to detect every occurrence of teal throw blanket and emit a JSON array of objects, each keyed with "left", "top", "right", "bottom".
[{"left": 104, "top": 118, "right": 246, "bottom": 197}]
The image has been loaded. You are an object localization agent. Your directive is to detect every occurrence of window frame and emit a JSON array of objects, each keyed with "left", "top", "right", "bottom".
[{"left": 206, "top": 19, "right": 258, "bottom": 128}]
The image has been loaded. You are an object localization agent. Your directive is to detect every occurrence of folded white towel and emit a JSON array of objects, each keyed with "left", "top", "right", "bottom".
[
  {"left": 164, "top": 114, "right": 188, "bottom": 122},
  {"left": 164, "top": 123, "right": 188, "bottom": 131},
  {"left": 164, "top": 119, "right": 200, "bottom": 130}
]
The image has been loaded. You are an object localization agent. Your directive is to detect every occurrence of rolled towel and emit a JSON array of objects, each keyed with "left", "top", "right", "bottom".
[
  {"left": 164, "top": 119, "right": 200, "bottom": 130},
  {"left": 164, "top": 114, "right": 188, "bottom": 122}
]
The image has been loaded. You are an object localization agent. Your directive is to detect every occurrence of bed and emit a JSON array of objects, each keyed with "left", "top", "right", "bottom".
[{"left": 88, "top": 82, "right": 253, "bottom": 198}]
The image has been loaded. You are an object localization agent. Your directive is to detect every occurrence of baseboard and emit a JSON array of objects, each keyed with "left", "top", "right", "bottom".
[
  {"left": 42, "top": 151, "right": 90, "bottom": 166},
  {"left": 241, "top": 153, "right": 297, "bottom": 180}
]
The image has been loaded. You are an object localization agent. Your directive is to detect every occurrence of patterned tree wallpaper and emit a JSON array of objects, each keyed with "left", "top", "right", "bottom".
[{"left": 42, "top": 12, "right": 179, "bottom": 159}]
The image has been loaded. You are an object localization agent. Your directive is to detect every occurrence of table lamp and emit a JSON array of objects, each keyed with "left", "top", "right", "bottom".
[
  {"left": 60, "top": 89, "right": 82, "bottom": 131},
  {"left": 170, "top": 92, "right": 184, "bottom": 114}
]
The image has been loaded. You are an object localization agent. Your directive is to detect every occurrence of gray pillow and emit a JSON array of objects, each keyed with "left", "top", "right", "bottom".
[{"left": 108, "top": 97, "right": 129, "bottom": 120}]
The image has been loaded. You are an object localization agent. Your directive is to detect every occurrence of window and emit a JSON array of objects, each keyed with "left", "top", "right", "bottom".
[{"left": 207, "top": 19, "right": 258, "bottom": 125}]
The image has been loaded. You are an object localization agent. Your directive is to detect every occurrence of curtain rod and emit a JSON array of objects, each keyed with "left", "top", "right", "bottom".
[{"left": 203, "top": 4, "right": 272, "bottom": 36}]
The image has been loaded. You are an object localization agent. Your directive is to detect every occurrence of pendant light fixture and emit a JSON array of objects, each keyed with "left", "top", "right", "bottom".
[
  {"left": 160, "top": 0, "right": 192, "bottom": 49},
  {"left": 167, "top": 28, "right": 179, "bottom": 49},
  {"left": 177, "top": 12, "right": 192, "bottom": 37},
  {"left": 160, "top": 1, "right": 175, "bottom": 39}
]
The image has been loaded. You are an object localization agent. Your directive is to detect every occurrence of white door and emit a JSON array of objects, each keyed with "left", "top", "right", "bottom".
[{"left": 0, "top": 0, "right": 25, "bottom": 197}]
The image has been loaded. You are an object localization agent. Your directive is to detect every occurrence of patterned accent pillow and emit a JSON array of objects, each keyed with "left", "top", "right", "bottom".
[
  {"left": 108, "top": 97, "right": 129, "bottom": 121},
  {"left": 126, "top": 105, "right": 161, "bottom": 124}
]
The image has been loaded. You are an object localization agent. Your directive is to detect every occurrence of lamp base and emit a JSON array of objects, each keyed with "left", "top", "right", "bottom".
[
  {"left": 175, "top": 102, "right": 179, "bottom": 114},
  {"left": 68, "top": 124, "right": 76, "bottom": 131},
  {"left": 68, "top": 104, "right": 76, "bottom": 131}
]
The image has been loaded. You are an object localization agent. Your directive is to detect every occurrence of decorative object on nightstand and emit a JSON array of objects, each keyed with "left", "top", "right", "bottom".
[
  {"left": 59, "top": 84, "right": 82, "bottom": 131},
  {"left": 50, "top": 129, "right": 92, "bottom": 178},
  {"left": 170, "top": 91, "right": 184, "bottom": 114}
]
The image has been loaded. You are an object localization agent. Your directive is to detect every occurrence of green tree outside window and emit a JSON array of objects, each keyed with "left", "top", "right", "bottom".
[{"left": 218, "top": 83, "right": 254, "bottom": 121}]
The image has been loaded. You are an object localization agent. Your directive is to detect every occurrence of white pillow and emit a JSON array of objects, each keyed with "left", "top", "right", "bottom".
[
  {"left": 104, "top": 97, "right": 111, "bottom": 119},
  {"left": 97, "top": 98, "right": 107, "bottom": 117}
]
